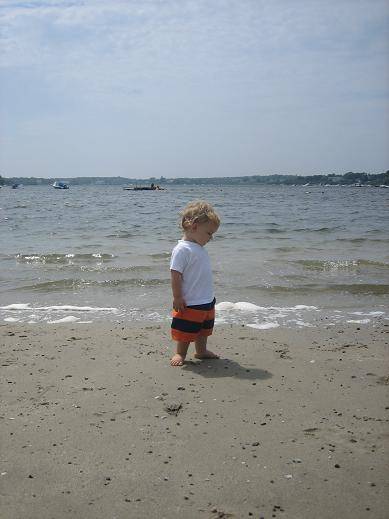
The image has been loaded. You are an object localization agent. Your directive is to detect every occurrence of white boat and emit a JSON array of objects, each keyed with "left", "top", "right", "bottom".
[{"left": 53, "top": 181, "right": 69, "bottom": 189}]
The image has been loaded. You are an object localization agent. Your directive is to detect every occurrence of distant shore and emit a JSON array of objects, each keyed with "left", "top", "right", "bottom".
[
  {"left": 1, "top": 170, "right": 388, "bottom": 187},
  {"left": 1, "top": 322, "right": 388, "bottom": 518}
]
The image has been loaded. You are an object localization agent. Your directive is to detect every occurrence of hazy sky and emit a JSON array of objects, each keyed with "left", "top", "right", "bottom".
[{"left": 1, "top": 0, "right": 388, "bottom": 178}]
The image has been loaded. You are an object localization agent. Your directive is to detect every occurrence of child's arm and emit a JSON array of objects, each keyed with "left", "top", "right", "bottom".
[{"left": 171, "top": 270, "right": 186, "bottom": 312}]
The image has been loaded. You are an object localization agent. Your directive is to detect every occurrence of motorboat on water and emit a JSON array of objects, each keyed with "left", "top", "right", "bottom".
[
  {"left": 53, "top": 181, "right": 69, "bottom": 189},
  {"left": 123, "top": 183, "right": 165, "bottom": 191}
]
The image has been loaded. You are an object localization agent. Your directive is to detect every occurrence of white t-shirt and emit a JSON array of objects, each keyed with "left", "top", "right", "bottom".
[{"left": 170, "top": 240, "right": 214, "bottom": 306}]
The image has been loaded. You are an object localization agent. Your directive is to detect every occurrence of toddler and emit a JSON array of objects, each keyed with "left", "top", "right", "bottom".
[{"left": 170, "top": 200, "right": 220, "bottom": 366}]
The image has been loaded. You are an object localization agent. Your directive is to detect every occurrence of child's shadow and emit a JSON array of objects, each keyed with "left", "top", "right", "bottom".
[{"left": 183, "top": 357, "right": 272, "bottom": 381}]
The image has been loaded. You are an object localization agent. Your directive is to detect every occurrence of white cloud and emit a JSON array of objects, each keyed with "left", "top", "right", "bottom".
[{"left": 1, "top": 0, "right": 388, "bottom": 176}]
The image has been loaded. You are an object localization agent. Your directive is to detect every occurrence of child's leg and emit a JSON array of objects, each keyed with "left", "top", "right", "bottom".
[
  {"left": 194, "top": 335, "right": 219, "bottom": 359},
  {"left": 171, "top": 341, "right": 190, "bottom": 366}
]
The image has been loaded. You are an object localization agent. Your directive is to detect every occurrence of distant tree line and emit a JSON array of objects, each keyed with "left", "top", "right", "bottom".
[
  {"left": 1, "top": 171, "right": 388, "bottom": 186},
  {"left": 167, "top": 171, "right": 389, "bottom": 186}
]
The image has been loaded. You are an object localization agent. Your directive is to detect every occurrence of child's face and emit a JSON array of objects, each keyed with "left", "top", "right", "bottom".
[{"left": 190, "top": 220, "right": 219, "bottom": 246}]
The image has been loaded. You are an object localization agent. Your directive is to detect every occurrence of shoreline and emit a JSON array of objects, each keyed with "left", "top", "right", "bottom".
[
  {"left": 1, "top": 301, "right": 388, "bottom": 329},
  {"left": 1, "top": 322, "right": 388, "bottom": 518}
]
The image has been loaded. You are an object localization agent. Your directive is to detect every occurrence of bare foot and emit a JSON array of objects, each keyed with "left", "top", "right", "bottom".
[
  {"left": 170, "top": 353, "right": 185, "bottom": 366},
  {"left": 194, "top": 350, "right": 219, "bottom": 360}
]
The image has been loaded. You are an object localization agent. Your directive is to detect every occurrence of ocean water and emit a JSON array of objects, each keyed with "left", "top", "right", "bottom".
[{"left": 1, "top": 184, "right": 388, "bottom": 328}]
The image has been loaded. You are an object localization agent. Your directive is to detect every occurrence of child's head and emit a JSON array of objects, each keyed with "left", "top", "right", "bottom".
[
  {"left": 181, "top": 200, "right": 220, "bottom": 230},
  {"left": 181, "top": 200, "right": 220, "bottom": 246}
]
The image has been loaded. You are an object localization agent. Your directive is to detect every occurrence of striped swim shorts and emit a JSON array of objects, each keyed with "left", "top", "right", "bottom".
[{"left": 171, "top": 298, "right": 216, "bottom": 343}]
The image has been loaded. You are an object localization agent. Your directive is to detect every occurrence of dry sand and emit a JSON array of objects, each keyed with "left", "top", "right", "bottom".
[{"left": 1, "top": 322, "right": 388, "bottom": 519}]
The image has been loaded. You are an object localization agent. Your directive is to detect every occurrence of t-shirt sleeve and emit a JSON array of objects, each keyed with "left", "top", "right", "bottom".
[{"left": 170, "top": 245, "right": 189, "bottom": 274}]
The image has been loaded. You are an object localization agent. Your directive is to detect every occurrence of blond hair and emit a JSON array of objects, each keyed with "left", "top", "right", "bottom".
[{"left": 181, "top": 200, "right": 220, "bottom": 230}]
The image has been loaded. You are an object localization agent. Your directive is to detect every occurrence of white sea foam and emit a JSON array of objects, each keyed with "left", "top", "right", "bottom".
[
  {"left": 216, "top": 302, "right": 318, "bottom": 312},
  {"left": 349, "top": 311, "right": 384, "bottom": 317},
  {"left": 36, "top": 305, "right": 117, "bottom": 312},
  {"left": 247, "top": 322, "right": 279, "bottom": 330},
  {"left": 216, "top": 301, "right": 264, "bottom": 312},
  {"left": 1, "top": 303, "right": 117, "bottom": 312},
  {"left": 215, "top": 300, "right": 320, "bottom": 329},
  {"left": 234, "top": 302, "right": 263, "bottom": 312},
  {"left": 48, "top": 316, "right": 80, "bottom": 324},
  {"left": 287, "top": 319, "right": 314, "bottom": 327},
  {"left": 1, "top": 299, "right": 385, "bottom": 328},
  {"left": 1, "top": 304, "right": 31, "bottom": 310},
  {"left": 215, "top": 301, "right": 236, "bottom": 311},
  {"left": 0, "top": 302, "right": 120, "bottom": 324}
]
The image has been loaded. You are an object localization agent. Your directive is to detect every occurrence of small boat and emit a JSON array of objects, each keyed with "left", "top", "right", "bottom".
[
  {"left": 11, "top": 183, "right": 21, "bottom": 189},
  {"left": 123, "top": 186, "right": 155, "bottom": 191},
  {"left": 53, "top": 181, "right": 69, "bottom": 189},
  {"left": 123, "top": 183, "right": 165, "bottom": 191}
]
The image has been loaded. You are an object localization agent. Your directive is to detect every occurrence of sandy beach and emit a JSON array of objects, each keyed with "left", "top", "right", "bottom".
[{"left": 1, "top": 322, "right": 388, "bottom": 518}]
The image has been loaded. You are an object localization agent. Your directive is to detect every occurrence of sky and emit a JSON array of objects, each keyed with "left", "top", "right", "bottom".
[{"left": 0, "top": 0, "right": 388, "bottom": 179}]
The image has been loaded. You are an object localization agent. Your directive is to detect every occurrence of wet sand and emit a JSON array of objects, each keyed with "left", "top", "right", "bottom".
[{"left": 1, "top": 322, "right": 388, "bottom": 518}]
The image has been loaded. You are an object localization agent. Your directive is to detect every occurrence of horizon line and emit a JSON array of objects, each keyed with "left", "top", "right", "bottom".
[{"left": 2, "top": 170, "right": 388, "bottom": 180}]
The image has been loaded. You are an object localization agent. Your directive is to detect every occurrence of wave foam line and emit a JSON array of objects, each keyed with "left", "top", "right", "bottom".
[
  {"left": 246, "top": 322, "right": 280, "bottom": 330},
  {"left": 1, "top": 304, "right": 118, "bottom": 312},
  {"left": 48, "top": 316, "right": 80, "bottom": 324},
  {"left": 216, "top": 301, "right": 318, "bottom": 312}
]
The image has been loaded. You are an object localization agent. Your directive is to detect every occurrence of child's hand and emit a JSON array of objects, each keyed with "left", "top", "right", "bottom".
[{"left": 173, "top": 297, "right": 186, "bottom": 312}]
